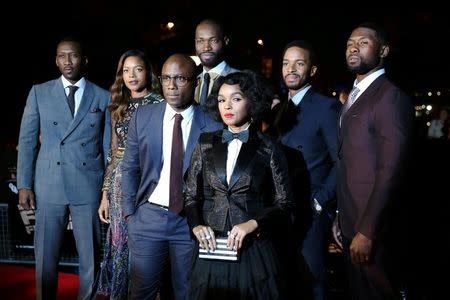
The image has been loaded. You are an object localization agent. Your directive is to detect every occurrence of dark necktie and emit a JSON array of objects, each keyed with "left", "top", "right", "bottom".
[
  {"left": 199, "top": 72, "right": 210, "bottom": 105},
  {"left": 169, "top": 113, "right": 184, "bottom": 214},
  {"left": 67, "top": 85, "right": 78, "bottom": 117},
  {"left": 222, "top": 129, "right": 250, "bottom": 143}
]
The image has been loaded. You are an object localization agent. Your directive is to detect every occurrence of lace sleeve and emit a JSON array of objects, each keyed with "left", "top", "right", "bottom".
[{"left": 102, "top": 118, "right": 118, "bottom": 192}]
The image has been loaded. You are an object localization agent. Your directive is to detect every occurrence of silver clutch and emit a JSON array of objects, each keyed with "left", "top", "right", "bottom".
[{"left": 198, "top": 237, "right": 239, "bottom": 261}]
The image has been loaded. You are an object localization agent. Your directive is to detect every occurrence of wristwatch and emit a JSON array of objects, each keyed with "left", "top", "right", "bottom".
[{"left": 313, "top": 198, "right": 322, "bottom": 214}]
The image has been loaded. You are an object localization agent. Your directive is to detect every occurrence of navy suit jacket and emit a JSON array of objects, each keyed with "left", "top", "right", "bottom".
[
  {"left": 279, "top": 89, "right": 341, "bottom": 210},
  {"left": 337, "top": 75, "right": 414, "bottom": 240},
  {"left": 121, "top": 101, "right": 222, "bottom": 217}
]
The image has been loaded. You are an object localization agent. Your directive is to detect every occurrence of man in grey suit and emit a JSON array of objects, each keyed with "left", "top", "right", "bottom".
[
  {"left": 194, "top": 18, "right": 239, "bottom": 105},
  {"left": 121, "top": 54, "right": 221, "bottom": 300},
  {"left": 17, "top": 36, "right": 110, "bottom": 300}
]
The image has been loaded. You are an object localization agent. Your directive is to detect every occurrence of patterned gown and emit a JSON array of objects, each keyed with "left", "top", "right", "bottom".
[{"left": 97, "top": 92, "right": 163, "bottom": 299}]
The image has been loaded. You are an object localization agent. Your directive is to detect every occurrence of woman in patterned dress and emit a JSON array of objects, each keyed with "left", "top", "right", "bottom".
[{"left": 97, "top": 49, "right": 163, "bottom": 299}]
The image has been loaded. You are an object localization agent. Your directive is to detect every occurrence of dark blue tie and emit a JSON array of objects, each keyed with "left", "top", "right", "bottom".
[{"left": 222, "top": 129, "right": 249, "bottom": 143}]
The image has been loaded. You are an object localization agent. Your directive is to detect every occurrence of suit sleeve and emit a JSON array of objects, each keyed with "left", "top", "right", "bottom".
[
  {"left": 357, "top": 88, "right": 413, "bottom": 239},
  {"left": 121, "top": 108, "right": 141, "bottom": 217},
  {"left": 184, "top": 140, "right": 205, "bottom": 230},
  {"left": 312, "top": 100, "right": 341, "bottom": 206},
  {"left": 255, "top": 141, "right": 294, "bottom": 232},
  {"left": 17, "top": 86, "right": 40, "bottom": 190}
]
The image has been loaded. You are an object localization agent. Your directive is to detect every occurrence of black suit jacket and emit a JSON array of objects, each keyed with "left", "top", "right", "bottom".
[{"left": 184, "top": 127, "right": 294, "bottom": 235}]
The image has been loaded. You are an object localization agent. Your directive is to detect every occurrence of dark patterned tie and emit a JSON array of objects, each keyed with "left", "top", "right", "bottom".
[
  {"left": 67, "top": 85, "right": 78, "bottom": 117},
  {"left": 222, "top": 129, "right": 250, "bottom": 143},
  {"left": 340, "top": 86, "right": 360, "bottom": 126},
  {"left": 169, "top": 113, "right": 184, "bottom": 214},
  {"left": 199, "top": 72, "right": 210, "bottom": 105}
]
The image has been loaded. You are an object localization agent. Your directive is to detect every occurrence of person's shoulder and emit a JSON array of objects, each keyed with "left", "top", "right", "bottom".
[
  {"left": 33, "top": 78, "right": 60, "bottom": 89},
  {"left": 376, "top": 76, "right": 411, "bottom": 101},
  {"left": 86, "top": 80, "right": 109, "bottom": 93},
  {"left": 138, "top": 100, "right": 165, "bottom": 113},
  {"left": 309, "top": 90, "right": 341, "bottom": 111}
]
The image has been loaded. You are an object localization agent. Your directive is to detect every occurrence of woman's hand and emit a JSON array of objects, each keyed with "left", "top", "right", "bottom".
[
  {"left": 98, "top": 192, "right": 110, "bottom": 224},
  {"left": 193, "top": 225, "right": 216, "bottom": 252},
  {"left": 227, "top": 219, "right": 258, "bottom": 250}
]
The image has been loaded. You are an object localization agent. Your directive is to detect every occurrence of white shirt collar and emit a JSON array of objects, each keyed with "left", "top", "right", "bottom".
[
  {"left": 353, "top": 68, "right": 385, "bottom": 94},
  {"left": 164, "top": 103, "right": 195, "bottom": 122},
  {"left": 203, "top": 61, "right": 227, "bottom": 77},
  {"left": 290, "top": 85, "right": 311, "bottom": 106},
  {"left": 61, "top": 76, "right": 86, "bottom": 90}
]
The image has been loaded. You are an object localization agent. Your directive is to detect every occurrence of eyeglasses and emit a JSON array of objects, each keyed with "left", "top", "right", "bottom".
[{"left": 159, "top": 75, "right": 194, "bottom": 87}]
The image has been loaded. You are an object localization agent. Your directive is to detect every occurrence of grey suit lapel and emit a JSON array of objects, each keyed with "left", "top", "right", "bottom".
[
  {"left": 52, "top": 80, "right": 73, "bottom": 122},
  {"left": 63, "top": 81, "right": 94, "bottom": 139}
]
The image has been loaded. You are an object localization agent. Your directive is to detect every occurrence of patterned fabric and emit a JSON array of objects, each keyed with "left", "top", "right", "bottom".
[
  {"left": 97, "top": 92, "right": 162, "bottom": 299},
  {"left": 340, "top": 86, "right": 360, "bottom": 124}
]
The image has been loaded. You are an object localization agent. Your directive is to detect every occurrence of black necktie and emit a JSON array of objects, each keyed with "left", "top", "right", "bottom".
[
  {"left": 67, "top": 85, "right": 78, "bottom": 117},
  {"left": 169, "top": 114, "right": 184, "bottom": 214},
  {"left": 199, "top": 72, "right": 210, "bottom": 105},
  {"left": 222, "top": 129, "right": 250, "bottom": 143}
]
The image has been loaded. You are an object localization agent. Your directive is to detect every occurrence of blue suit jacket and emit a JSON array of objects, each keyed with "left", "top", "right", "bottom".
[
  {"left": 280, "top": 89, "right": 341, "bottom": 209},
  {"left": 121, "top": 101, "right": 222, "bottom": 217},
  {"left": 17, "top": 78, "right": 110, "bottom": 205}
]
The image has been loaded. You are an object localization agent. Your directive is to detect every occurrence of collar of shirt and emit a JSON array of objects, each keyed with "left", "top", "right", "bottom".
[
  {"left": 61, "top": 76, "right": 86, "bottom": 95},
  {"left": 352, "top": 68, "right": 385, "bottom": 100},
  {"left": 164, "top": 103, "right": 195, "bottom": 125},
  {"left": 203, "top": 60, "right": 227, "bottom": 78},
  {"left": 290, "top": 85, "right": 311, "bottom": 106}
]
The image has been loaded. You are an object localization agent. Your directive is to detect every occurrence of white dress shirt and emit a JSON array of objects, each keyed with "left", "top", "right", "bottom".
[
  {"left": 61, "top": 76, "right": 86, "bottom": 116},
  {"left": 149, "top": 104, "right": 194, "bottom": 206},
  {"left": 225, "top": 123, "right": 251, "bottom": 184}
]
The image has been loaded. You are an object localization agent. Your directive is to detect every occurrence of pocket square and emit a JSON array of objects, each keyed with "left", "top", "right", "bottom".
[{"left": 90, "top": 108, "right": 102, "bottom": 113}]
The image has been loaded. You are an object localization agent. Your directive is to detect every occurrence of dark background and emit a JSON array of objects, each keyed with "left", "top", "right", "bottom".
[
  {"left": 3, "top": 2, "right": 449, "bottom": 146},
  {"left": 2, "top": 3, "right": 449, "bottom": 297}
]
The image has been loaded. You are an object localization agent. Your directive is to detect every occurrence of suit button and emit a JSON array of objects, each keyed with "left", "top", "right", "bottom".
[
  {"left": 53, "top": 122, "right": 58, "bottom": 125},
  {"left": 57, "top": 162, "right": 60, "bottom": 165},
  {"left": 82, "top": 162, "right": 86, "bottom": 166},
  {"left": 61, "top": 141, "right": 65, "bottom": 145},
  {"left": 81, "top": 143, "right": 86, "bottom": 147},
  {"left": 90, "top": 124, "right": 95, "bottom": 127}
]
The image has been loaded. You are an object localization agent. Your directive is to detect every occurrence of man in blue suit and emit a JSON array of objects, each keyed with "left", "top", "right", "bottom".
[
  {"left": 121, "top": 54, "right": 222, "bottom": 300},
  {"left": 275, "top": 40, "right": 341, "bottom": 299},
  {"left": 17, "top": 36, "right": 110, "bottom": 300}
]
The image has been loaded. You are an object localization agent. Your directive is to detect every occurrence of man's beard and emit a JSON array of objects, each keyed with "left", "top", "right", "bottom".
[{"left": 347, "top": 56, "right": 380, "bottom": 75}]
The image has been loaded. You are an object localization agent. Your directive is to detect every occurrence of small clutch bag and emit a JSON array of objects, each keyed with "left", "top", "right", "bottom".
[{"left": 198, "top": 237, "right": 239, "bottom": 261}]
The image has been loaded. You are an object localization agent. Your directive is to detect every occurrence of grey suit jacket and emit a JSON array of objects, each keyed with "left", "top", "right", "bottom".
[
  {"left": 194, "top": 62, "right": 239, "bottom": 103},
  {"left": 121, "top": 101, "right": 222, "bottom": 217},
  {"left": 17, "top": 77, "right": 110, "bottom": 205}
]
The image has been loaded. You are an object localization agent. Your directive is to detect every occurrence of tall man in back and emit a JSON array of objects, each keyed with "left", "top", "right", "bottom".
[
  {"left": 338, "top": 22, "right": 414, "bottom": 299},
  {"left": 194, "top": 18, "right": 238, "bottom": 105},
  {"left": 121, "top": 54, "right": 222, "bottom": 300},
  {"left": 275, "top": 40, "right": 341, "bottom": 299},
  {"left": 17, "top": 36, "right": 110, "bottom": 300}
]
